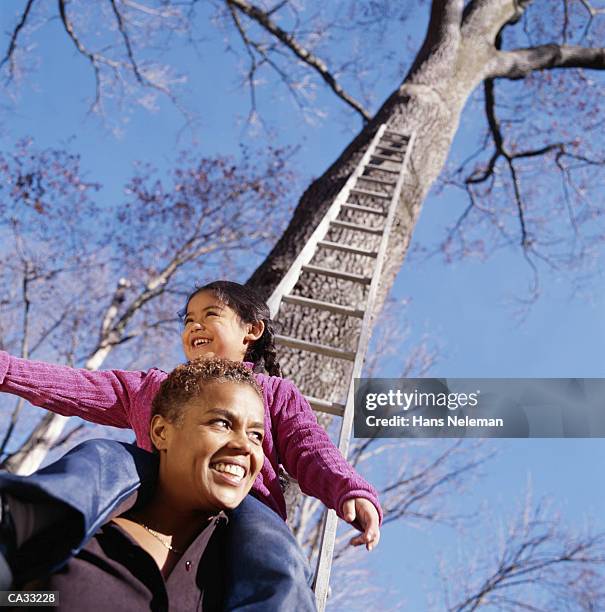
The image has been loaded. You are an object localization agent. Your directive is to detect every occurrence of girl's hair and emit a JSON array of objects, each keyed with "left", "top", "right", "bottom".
[
  {"left": 179, "top": 280, "right": 282, "bottom": 377},
  {"left": 151, "top": 357, "right": 262, "bottom": 426}
]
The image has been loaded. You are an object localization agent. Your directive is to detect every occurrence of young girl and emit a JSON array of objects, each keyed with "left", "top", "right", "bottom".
[{"left": 0, "top": 281, "right": 381, "bottom": 542}]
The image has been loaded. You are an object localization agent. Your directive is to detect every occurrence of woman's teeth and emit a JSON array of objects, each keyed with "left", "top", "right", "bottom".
[
  {"left": 192, "top": 338, "right": 211, "bottom": 347},
  {"left": 212, "top": 462, "right": 245, "bottom": 481}
]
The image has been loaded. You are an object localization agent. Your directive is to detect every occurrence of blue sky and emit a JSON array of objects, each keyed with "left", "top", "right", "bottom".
[{"left": 1, "top": 3, "right": 605, "bottom": 609}]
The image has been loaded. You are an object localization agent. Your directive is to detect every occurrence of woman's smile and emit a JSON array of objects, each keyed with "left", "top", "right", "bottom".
[{"left": 210, "top": 461, "right": 247, "bottom": 485}]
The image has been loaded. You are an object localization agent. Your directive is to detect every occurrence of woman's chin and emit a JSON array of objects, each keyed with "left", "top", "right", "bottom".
[{"left": 207, "top": 491, "right": 243, "bottom": 512}]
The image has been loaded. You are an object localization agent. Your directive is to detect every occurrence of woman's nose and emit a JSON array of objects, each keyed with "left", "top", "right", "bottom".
[{"left": 229, "top": 430, "right": 252, "bottom": 453}]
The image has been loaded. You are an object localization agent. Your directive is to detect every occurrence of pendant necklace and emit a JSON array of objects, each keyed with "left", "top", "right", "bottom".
[{"left": 139, "top": 523, "right": 184, "bottom": 555}]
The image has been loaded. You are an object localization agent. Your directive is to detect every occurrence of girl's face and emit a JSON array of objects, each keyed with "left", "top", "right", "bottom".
[{"left": 181, "top": 291, "right": 264, "bottom": 363}]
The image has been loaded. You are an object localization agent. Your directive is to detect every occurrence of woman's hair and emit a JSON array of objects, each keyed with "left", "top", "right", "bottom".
[
  {"left": 151, "top": 357, "right": 262, "bottom": 426},
  {"left": 179, "top": 280, "right": 282, "bottom": 377}
]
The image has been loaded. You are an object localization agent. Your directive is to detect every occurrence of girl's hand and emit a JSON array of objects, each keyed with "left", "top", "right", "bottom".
[{"left": 341, "top": 498, "right": 381, "bottom": 551}]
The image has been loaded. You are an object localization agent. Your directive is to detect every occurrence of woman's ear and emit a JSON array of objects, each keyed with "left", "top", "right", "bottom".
[
  {"left": 244, "top": 320, "right": 265, "bottom": 343},
  {"left": 150, "top": 414, "right": 171, "bottom": 451}
]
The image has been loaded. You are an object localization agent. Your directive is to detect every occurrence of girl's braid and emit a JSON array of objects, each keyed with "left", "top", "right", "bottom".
[
  {"left": 247, "top": 319, "right": 282, "bottom": 377},
  {"left": 260, "top": 320, "right": 282, "bottom": 377}
]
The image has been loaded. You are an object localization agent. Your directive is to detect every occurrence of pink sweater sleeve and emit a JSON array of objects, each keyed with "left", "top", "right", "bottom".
[
  {"left": 271, "top": 377, "right": 383, "bottom": 524},
  {"left": 0, "top": 351, "right": 146, "bottom": 430}
]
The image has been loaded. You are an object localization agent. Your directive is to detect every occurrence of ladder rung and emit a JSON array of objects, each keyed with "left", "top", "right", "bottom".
[
  {"left": 330, "top": 220, "right": 383, "bottom": 235},
  {"left": 384, "top": 128, "right": 407, "bottom": 137},
  {"left": 350, "top": 188, "right": 392, "bottom": 200},
  {"left": 275, "top": 335, "right": 356, "bottom": 361},
  {"left": 301, "top": 264, "right": 373, "bottom": 284},
  {"left": 365, "top": 164, "right": 399, "bottom": 174},
  {"left": 371, "top": 153, "right": 402, "bottom": 163},
  {"left": 341, "top": 203, "right": 387, "bottom": 216},
  {"left": 376, "top": 144, "right": 405, "bottom": 156},
  {"left": 305, "top": 396, "right": 346, "bottom": 417},
  {"left": 318, "top": 239, "right": 378, "bottom": 257},
  {"left": 282, "top": 294, "right": 365, "bottom": 318},
  {"left": 358, "top": 175, "right": 396, "bottom": 186}
]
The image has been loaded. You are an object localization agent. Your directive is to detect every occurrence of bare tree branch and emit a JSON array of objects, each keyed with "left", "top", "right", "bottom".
[
  {"left": 448, "top": 498, "right": 605, "bottom": 611},
  {"left": 465, "top": 77, "right": 531, "bottom": 248},
  {"left": 57, "top": 0, "right": 190, "bottom": 119},
  {"left": 0, "top": 411, "right": 61, "bottom": 471},
  {"left": 50, "top": 423, "right": 86, "bottom": 452},
  {"left": 0, "top": 398, "right": 25, "bottom": 460},
  {"left": 0, "top": 142, "right": 289, "bottom": 472},
  {"left": 108, "top": 0, "right": 145, "bottom": 84},
  {"left": 578, "top": 0, "right": 605, "bottom": 16},
  {"left": 29, "top": 310, "right": 70, "bottom": 356},
  {"left": 0, "top": 258, "right": 35, "bottom": 457},
  {"left": 0, "top": 0, "right": 37, "bottom": 80},
  {"left": 100, "top": 277, "right": 131, "bottom": 337},
  {"left": 224, "top": 0, "right": 371, "bottom": 120},
  {"left": 225, "top": 2, "right": 264, "bottom": 120},
  {"left": 456, "top": 64, "right": 603, "bottom": 264},
  {"left": 492, "top": 44, "right": 605, "bottom": 79},
  {"left": 57, "top": 0, "right": 104, "bottom": 110}
]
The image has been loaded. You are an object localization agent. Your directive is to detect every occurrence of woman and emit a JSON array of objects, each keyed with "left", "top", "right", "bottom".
[{"left": 3, "top": 358, "right": 316, "bottom": 610}]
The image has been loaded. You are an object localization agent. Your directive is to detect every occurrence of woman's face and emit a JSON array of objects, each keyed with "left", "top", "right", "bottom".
[
  {"left": 180, "top": 291, "right": 263, "bottom": 363},
  {"left": 153, "top": 380, "right": 265, "bottom": 514}
]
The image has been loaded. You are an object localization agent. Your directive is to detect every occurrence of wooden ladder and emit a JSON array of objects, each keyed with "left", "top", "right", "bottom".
[{"left": 266, "top": 123, "right": 415, "bottom": 610}]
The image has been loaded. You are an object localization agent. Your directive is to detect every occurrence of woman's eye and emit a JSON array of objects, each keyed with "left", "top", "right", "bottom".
[
  {"left": 212, "top": 419, "right": 230, "bottom": 429},
  {"left": 249, "top": 431, "right": 264, "bottom": 444}
]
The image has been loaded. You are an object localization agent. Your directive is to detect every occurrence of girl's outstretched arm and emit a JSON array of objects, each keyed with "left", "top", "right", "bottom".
[
  {"left": 0, "top": 351, "right": 160, "bottom": 446},
  {"left": 270, "top": 377, "right": 383, "bottom": 536}
]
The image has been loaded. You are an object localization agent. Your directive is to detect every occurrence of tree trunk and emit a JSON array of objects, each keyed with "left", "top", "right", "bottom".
[{"left": 246, "top": 0, "right": 511, "bottom": 516}]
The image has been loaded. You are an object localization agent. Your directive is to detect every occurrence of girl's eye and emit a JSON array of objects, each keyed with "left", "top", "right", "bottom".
[{"left": 206, "top": 311, "right": 219, "bottom": 317}]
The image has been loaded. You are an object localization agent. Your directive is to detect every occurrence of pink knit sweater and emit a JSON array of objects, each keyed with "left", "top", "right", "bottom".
[{"left": 0, "top": 352, "right": 382, "bottom": 523}]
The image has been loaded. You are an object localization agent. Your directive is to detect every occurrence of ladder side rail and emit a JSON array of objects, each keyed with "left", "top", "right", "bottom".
[
  {"left": 266, "top": 124, "right": 388, "bottom": 318},
  {"left": 337, "top": 129, "right": 416, "bottom": 455},
  {"left": 313, "top": 130, "right": 416, "bottom": 611},
  {"left": 312, "top": 508, "right": 339, "bottom": 610}
]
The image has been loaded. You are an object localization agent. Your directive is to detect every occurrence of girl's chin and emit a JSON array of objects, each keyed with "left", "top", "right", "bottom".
[{"left": 188, "top": 350, "right": 217, "bottom": 361}]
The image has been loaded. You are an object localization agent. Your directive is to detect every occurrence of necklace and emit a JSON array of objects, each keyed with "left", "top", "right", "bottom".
[{"left": 140, "top": 523, "right": 184, "bottom": 555}]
